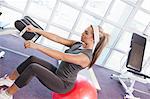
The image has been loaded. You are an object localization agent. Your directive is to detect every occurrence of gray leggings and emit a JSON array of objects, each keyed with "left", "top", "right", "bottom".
[{"left": 14, "top": 56, "right": 72, "bottom": 93}]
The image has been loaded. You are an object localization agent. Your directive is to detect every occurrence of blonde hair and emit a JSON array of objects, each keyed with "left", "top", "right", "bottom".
[{"left": 89, "top": 25, "right": 109, "bottom": 68}]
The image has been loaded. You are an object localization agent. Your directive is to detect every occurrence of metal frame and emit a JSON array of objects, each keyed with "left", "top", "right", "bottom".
[
  {"left": 111, "top": 70, "right": 150, "bottom": 99},
  {"left": 111, "top": 54, "right": 150, "bottom": 98}
]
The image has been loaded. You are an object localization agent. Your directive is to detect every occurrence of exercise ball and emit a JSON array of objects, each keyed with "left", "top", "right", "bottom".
[{"left": 51, "top": 75, "right": 97, "bottom": 99}]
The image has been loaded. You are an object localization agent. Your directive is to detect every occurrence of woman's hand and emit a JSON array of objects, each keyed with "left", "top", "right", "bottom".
[
  {"left": 24, "top": 40, "right": 39, "bottom": 49},
  {"left": 26, "top": 25, "right": 38, "bottom": 33}
]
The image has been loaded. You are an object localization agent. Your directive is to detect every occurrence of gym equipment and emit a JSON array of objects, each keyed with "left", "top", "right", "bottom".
[
  {"left": 14, "top": 16, "right": 43, "bottom": 42},
  {"left": 111, "top": 33, "right": 150, "bottom": 99},
  {"left": 51, "top": 75, "right": 97, "bottom": 99},
  {"left": 0, "top": 12, "right": 9, "bottom": 29}
]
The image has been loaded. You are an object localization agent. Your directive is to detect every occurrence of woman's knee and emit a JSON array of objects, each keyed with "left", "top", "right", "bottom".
[{"left": 29, "top": 63, "right": 43, "bottom": 73}]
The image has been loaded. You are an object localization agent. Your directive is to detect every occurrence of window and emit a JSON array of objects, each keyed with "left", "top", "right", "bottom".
[
  {"left": 85, "top": 0, "right": 112, "bottom": 17},
  {"left": 144, "top": 23, "right": 150, "bottom": 36},
  {"left": 106, "top": 0, "right": 133, "bottom": 27},
  {"left": 95, "top": 48, "right": 110, "bottom": 65},
  {"left": 69, "top": 34, "right": 81, "bottom": 41},
  {"left": 115, "top": 31, "right": 133, "bottom": 52},
  {"left": 128, "top": 10, "right": 150, "bottom": 32},
  {"left": 4, "top": 0, "right": 27, "bottom": 11},
  {"left": 105, "top": 50, "right": 126, "bottom": 72},
  {"left": 30, "top": 17, "right": 47, "bottom": 29},
  {"left": 62, "top": 0, "right": 85, "bottom": 7},
  {"left": 75, "top": 13, "right": 101, "bottom": 35},
  {"left": 141, "top": 0, "right": 150, "bottom": 11},
  {"left": 27, "top": 0, "right": 57, "bottom": 21},
  {"left": 0, "top": 7, "right": 22, "bottom": 27},
  {"left": 102, "top": 23, "right": 121, "bottom": 47},
  {"left": 123, "top": 0, "right": 138, "bottom": 4},
  {"left": 51, "top": 3, "right": 79, "bottom": 30}
]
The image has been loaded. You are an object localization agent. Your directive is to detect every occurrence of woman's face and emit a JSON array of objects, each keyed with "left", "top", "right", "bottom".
[{"left": 81, "top": 26, "right": 94, "bottom": 43}]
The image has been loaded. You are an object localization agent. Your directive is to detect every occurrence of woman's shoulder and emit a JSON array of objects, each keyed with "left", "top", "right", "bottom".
[
  {"left": 81, "top": 49, "right": 93, "bottom": 61},
  {"left": 81, "top": 48, "right": 92, "bottom": 54}
]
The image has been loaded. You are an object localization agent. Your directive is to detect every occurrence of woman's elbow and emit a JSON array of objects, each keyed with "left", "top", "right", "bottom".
[
  {"left": 59, "top": 53, "right": 66, "bottom": 61},
  {"left": 81, "top": 60, "right": 89, "bottom": 67}
]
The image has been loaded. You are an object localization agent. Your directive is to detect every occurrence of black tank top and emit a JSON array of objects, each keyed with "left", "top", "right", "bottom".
[{"left": 56, "top": 42, "right": 92, "bottom": 83}]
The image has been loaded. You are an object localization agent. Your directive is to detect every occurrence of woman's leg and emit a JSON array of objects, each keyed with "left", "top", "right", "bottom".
[
  {"left": 7, "top": 63, "right": 67, "bottom": 95},
  {"left": 8, "top": 56, "right": 57, "bottom": 80}
]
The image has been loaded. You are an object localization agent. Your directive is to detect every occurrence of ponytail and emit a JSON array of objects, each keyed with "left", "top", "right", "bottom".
[{"left": 89, "top": 26, "right": 109, "bottom": 68}]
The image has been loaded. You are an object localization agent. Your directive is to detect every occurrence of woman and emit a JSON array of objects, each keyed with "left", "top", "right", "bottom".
[{"left": 0, "top": 24, "right": 109, "bottom": 99}]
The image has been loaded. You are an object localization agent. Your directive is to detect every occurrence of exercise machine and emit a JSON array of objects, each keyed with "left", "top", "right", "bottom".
[
  {"left": 0, "top": 16, "right": 42, "bottom": 58},
  {"left": 14, "top": 16, "right": 42, "bottom": 42},
  {"left": 111, "top": 33, "right": 150, "bottom": 99}
]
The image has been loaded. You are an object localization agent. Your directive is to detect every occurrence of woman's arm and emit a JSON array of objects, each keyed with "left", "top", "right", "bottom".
[
  {"left": 24, "top": 41, "right": 90, "bottom": 68},
  {"left": 26, "top": 25, "right": 76, "bottom": 47}
]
